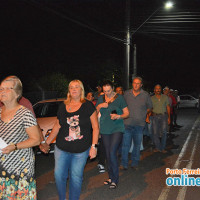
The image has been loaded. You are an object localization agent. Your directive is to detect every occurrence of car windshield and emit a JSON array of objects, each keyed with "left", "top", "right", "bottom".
[
  {"left": 34, "top": 101, "right": 63, "bottom": 117},
  {"left": 180, "top": 96, "right": 195, "bottom": 100}
]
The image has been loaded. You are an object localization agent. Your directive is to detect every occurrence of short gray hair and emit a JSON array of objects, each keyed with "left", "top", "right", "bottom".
[
  {"left": 133, "top": 77, "right": 143, "bottom": 84},
  {"left": 1, "top": 75, "right": 23, "bottom": 101}
]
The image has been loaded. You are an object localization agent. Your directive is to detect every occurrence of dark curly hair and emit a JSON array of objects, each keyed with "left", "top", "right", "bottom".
[{"left": 102, "top": 80, "right": 114, "bottom": 89}]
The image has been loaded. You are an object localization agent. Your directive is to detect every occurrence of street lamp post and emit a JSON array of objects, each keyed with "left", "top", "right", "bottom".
[
  {"left": 124, "top": 31, "right": 131, "bottom": 90},
  {"left": 124, "top": 1, "right": 174, "bottom": 89},
  {"left": 132, "top": 44, "right": 137, "bottom": 81},
  {"left": 124, "top": 0, "right": 131, "bottom": 90}
]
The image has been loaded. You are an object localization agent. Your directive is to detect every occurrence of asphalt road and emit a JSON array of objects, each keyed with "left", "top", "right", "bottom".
[{"left": 35, "top": 108, "right": 200, "bottom": 200}]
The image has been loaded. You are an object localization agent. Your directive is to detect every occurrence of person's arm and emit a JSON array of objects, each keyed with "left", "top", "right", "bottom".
[
  {"left": 110, "top": 107, "right": 129, "bottom": 120},
  {"left": 95, "top": 95, "right": 108, "bottom": 114},
  {"left": 145, "top": 95, "right": 153, "bottom": 123},
  {"left": 38, "top": 124, "right": 47, "bottom": 151},
  {"left": 39, "top": 119, "right": 60, "bottom": 153},
  {"left": 171, "top": 95, "right": 177, "bottom": 107},
  {"left": 96, "top": 102, "right": 108, "bottom": 113},
  {"left": 38, "top": 125, "right": 45, "bottom": 142},
  {"left": 167, "top": 104, "right": 171, "bottom": 125},
  {"left": 145, "top": 108, "right": 152, "bottom": 123},
  {"left": 2, "top": 125, "right": 41, "bottom": 154},
  {"left": 89, "top": 110, "right": 99, "bottom": 159}
]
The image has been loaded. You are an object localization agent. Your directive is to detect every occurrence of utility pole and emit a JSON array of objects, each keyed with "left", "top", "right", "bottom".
[
  {"left": 132, "top": 43, "right": 137, "bottom": 81},
  {"left": 124, "top": 0, "right": 131, "bottom": 90}
]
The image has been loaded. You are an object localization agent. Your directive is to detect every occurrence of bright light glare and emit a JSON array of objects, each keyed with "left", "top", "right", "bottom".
[{"left": 165, "top": 1, "right": 173, "bottom": 9}]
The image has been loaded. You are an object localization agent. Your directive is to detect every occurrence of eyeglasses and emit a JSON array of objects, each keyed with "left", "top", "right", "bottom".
[{"left": 0, "top": 87, "right": 14, "bottom": 92}]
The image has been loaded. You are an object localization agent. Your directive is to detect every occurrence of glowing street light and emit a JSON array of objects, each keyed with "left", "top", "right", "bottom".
[
  {"left": 124, "top": 1, "right": 174, "bottom": 89},
  {"left": 165, "top": 1, "right": 174, "bottom": 9}
]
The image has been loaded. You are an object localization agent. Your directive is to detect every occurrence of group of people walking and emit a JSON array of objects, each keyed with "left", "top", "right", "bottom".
[{"left": 0, "top": 75, "right": 180, "bottom": 200}]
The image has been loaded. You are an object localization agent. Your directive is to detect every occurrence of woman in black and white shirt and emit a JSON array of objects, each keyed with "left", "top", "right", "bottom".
[{"left": 0, "top": 75, "right": 40, "bottom": 200}]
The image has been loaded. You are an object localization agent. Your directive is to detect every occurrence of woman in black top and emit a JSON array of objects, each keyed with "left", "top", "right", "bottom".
[{"left": 40, "top": 80, "right": 99, "bottom": 200}]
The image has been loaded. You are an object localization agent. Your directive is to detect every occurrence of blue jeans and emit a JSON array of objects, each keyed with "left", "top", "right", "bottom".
[
  {"left": 152, "top": 114, "right": 168, "bottom": 151},
  {"left": 101, "top": 132, "right": 123, "bottom": 184},
  {"left": 147, "top": 117, "right": 153, "bottom": 141},
  {"left": 54, "top": 145, "right": 89, "bottom": 200},
  {"left": 121, "top": 125, "right": 144, "bottom": 168}
]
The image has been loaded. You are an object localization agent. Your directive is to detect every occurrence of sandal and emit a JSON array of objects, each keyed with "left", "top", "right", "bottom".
[
  {"left": 109, "top": 182, "right": 117, "bottom": 189},
  {"left": 104, "top": 179, "right": 111, "bottom": 185}
]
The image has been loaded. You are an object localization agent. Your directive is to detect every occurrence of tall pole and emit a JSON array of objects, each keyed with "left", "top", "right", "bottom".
[
  {"left": 132, "top": 44, "right": 137, "bottom": 81},
  {"left": 124, "top": 0, "right": 131, "bottom": 90}
]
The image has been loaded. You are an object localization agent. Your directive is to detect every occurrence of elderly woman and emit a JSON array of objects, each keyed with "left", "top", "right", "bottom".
[
  {"left": 96, "top": 80, "right": 129, "bottom": 189},
  {"left": 40, "top": 79, "right": 99, "bottom": 200},
  {"left": 0, "top": 75, "right": 40, "bottom": 199}
]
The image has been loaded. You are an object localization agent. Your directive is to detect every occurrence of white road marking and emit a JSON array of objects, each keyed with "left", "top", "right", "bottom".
[
  {"left": 158, "top": 116, "right": 200, "bottom": 200},
  {"left": 176, "top": 131, "right": 199, "bottom": 200}
]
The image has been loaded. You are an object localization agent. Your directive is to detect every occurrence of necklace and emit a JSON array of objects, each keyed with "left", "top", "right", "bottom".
[{"left": 68, "top": 102, "right": 81, "bottom": 111}]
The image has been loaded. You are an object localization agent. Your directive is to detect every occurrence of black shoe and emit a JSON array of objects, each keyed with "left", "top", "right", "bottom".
[{"left": 109, "top": 182, "right": 117, "bottom": 189}]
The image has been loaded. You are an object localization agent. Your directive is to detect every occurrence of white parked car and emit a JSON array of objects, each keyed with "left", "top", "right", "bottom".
[
  {"left": 33, "top": 98, "right": 66, "bottom": 153},
  {"left": 178, "top": 95, "right": 199, "bottom": 108}
]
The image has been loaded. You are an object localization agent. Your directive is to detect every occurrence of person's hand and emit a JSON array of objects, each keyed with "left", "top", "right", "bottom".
[
  {"left": 145, "top": 112, "right": 152, "bottom": 124},
  {"left": 110, "top": 114, "right": 120, "bottom": 120},
  {"left": 39, "top": 143, "right": 50, "bottom": 154},
  {"left": 89, "top": 146, "right": 97, "bottom": 159},
  {"left": 2, "top": 144, "right": 15, "bottom": 154},
  {"left": 146, "top": 116, "right": 150, "bottom": 124}
]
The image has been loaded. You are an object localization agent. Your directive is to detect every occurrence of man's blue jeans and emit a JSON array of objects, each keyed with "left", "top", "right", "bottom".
[
  {"left": 121, "top": 125, "right": 144, "bottom": 168},
  {"left": 147, "top": 116, "right": 153, "bottom": 141},
  {"left": 54, "top": 145, "right": 89, "bottom": 200},
  {"left": 152, "top": 114, "right": 168, "bottom": 151}
]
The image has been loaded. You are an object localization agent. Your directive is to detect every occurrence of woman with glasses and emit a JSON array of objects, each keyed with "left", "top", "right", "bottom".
[
  {"left": 40, "top": 79, "right": 99, "bottom": 200},
  {"left": 96, "top": 80, "right": 129, "bottom": 189},
  {"left": 0, "top": 75, "right": 41, "bottom": 199}
]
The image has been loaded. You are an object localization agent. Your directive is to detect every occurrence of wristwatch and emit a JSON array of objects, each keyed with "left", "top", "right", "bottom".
[
  {"left": 14, "top": 143, "right": 18, "bottom": 151},
  {"left": 41, "top": 141, "right": 46, "bottom": 144},
  {"left": 91, "top": 144, "right": 98, "bottom": 149}
]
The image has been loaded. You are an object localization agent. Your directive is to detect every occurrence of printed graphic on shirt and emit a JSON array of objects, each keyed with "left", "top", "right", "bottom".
[{"left": 65, "top": 115, "right": 83, "bottom": 141}]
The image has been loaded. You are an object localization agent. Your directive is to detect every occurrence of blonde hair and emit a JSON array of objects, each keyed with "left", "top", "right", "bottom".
[
  {"left": 64, "top": 79, "right": 86, "bottom": 105},
  {"left": 1, "top": 75, "right": 23, "bottom": 102}
]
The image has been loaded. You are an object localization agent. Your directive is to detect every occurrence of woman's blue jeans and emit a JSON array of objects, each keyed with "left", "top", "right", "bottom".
[
  {"left": 121, "top": 125, "right": 144, "bottom": 168},
  {"left": 101, "top": 132, "right": 123, "bottom": 184},
  {"left": 54, "top": 145, "right": 89, "bottom": 200}
]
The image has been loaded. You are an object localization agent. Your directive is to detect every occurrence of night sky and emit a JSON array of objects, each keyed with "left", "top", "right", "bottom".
[{"left": 1, "top": 0, "right": 200, "bottom": 95}]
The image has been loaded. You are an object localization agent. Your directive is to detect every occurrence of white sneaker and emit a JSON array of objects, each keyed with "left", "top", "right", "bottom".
[{"left": 97, "top": 164, "right": 106, "bottom": 173}]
